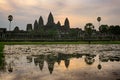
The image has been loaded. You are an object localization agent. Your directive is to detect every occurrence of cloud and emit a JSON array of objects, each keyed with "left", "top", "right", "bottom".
[
  {"left": 0, "top": 0, "right": 14, "bottom": 11},
  {"left": 0, "top": 0, "right": 120, "bottom": 30}
]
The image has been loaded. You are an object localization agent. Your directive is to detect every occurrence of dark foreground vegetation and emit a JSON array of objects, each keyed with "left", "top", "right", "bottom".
[{"left": 0, "top": 43, "right": 5, "bottom": 71}]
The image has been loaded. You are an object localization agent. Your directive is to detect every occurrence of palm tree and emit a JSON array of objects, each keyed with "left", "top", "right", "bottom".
[
  {"left": 8, "top": 15, "right": 13, "bottom": 31},
  {"left": 84, "top": 23, "right": 94, "bottom": 43},
  {"left": 97, "top": 17, "right": 101, "bottom": 27}
]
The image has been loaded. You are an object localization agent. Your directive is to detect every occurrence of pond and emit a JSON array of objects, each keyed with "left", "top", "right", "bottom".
[{"left": 0, "top": 44, "right": 120, "bottom": 80}]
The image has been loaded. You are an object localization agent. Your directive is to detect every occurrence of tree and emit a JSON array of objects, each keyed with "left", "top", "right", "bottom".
[
  {"left": 109, "top": 25, "right": 114, "bottom": 34},
  {"left": 47, "top": 30, "right": 57, "bottom": 39},
  {"left": 114, "top": 25, "right": 120, "bottom": 35},
  {"left": 69, "top": 29, "right": 79, "bottom": 39},
  {"left": 109, "top": 25, "right": 120, "bottom": 35},
  {"left": 99, "top": 25, "right": 109, "bottom": 40},
  {"left": 97, "top": 17, "right": 101, "bottom": 22},
  {"left": 97, "top": 17, "right": 101, "bottom": 27},
  {"left": 8, "top": 15, "right": 13, "bottom": 31},
  {"left": 108, "top": 25, "right": 120, "bottom": 40},
  {"left": 99, "top": 25, "right": 109, "bottom": 33},
  {"left": 84, "top": 23, "right": 94, "bottom": 35},
  {"left": 84, "top": 23, "right": 94, "bottom": 43}
]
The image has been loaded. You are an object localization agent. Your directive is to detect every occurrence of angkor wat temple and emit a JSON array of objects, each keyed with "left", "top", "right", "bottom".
[
  {"left": 0, "top": 12, "right": 120, "bottom": 41},
  {"left": 0, "top": 12, "right": 73, "bottom": 41}
]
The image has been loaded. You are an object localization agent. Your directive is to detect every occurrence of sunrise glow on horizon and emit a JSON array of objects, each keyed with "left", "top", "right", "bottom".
[{"left": 0, "top": 0, "right": 120, "bottom": 30}]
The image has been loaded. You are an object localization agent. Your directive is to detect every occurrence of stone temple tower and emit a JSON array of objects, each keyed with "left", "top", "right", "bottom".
[
  {"left": 64, "top": 18, "right": 70, "bottom": 29},
  {"left": 47, "top": 12, "right": 55, "bottom": 26}
]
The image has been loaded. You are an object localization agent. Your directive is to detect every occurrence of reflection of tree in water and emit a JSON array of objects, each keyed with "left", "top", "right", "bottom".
[
  {"left": 84, "top": 54, "right": 95, "bottom": 65},
  {"left": 0, "top": 55, "right": 14, "bottom": 73},
  {"left": 25, "top": 53, "right": 120, "bottom": 74},
  {"left": 98, "top": 55, "right": 102, "bottom": 70},
  {"left": 99, "top": 54, "right": 120, "bottom": 62},
  {"left": 97, "top": 64, "right": 102, "bottom": 70},
  {"left": 84, "top": 44, "right": 95, "bottom": 65},
  {"left": 0, "top": 56, "right": 6, "bottom": 72},
  {"left": 8, "top": 61, "right": 13, "bottom": 72}
]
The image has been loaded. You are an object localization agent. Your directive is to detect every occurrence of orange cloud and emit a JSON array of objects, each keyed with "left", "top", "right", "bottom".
[
  {"left": 11, "top": 0, "right": 39, "bottom": 7},
  {"left": 55, "top": 13, "right": 96, "bottom": 29},
  {"left": 0, "top": 0, "right": 14, "bottom": 11},
  {"left": 57, "top": 59, "right": 86, "bottom": 72}
]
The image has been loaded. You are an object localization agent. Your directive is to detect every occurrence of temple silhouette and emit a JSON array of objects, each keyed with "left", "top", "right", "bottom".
[
  {"left": 0, "top": 12, "right": 120, "bottom": 41},
  {"left": 0, "top": 12, "right": 72, "bottom": 41}
]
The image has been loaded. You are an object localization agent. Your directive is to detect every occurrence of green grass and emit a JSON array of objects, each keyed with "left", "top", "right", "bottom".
[
  {"left": 1, "top": 41, "right": 88, "bottom": 45},
  {"left": 0, "top": 41, "right": 120, "bottom": 45},
  {"left": 91, "top": 41, "right": 120, "bottom": 44}
]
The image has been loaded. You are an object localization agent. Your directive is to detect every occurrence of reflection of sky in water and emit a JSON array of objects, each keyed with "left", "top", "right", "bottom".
[{"left": 0, "top": 44, "right": 120, "bottom": 80}]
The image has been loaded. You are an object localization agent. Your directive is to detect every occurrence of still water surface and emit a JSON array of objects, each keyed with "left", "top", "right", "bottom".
[{"left": 0, "top": 44, "right": 120, "bottom": 80}]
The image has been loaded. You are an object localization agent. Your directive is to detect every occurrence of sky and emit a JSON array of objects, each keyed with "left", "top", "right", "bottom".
[{"left": 0, "top": 0, "right": 120, "bottom": 30}]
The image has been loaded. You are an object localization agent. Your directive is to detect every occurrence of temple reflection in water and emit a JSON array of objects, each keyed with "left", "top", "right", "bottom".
[
  {"left": 26, "top": 53, "right": 120, "bottom": 74},
  {"left": 1, "top": 45, "right": 120, "bottom": 80}
]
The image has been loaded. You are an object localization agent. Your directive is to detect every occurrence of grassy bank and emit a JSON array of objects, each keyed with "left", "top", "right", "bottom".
[
  {"left": 0, "top": 41, "right": 120, "bottom": 45},
  {"left": 1, "top": 41, "right": 88, "bottom": 45},
  {"left": 91, "top": 41, "right": 120, "bottom": 44}
]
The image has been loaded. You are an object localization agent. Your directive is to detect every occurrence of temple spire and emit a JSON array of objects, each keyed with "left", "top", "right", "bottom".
[
  {"left": 47, "top": 12, "right": 54, "bottom": 25},
  {"left": 39, "top": 16, "right": 44, "bottom": 27},
  {"left": 57, "top": 21, "right": 61, "bottom": 27},
  {"left": 64, "top": 18, "right": 70, "bottom": 29},
  {"left": 34, "top": 20, "right": 39, "bottom": 31}
]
